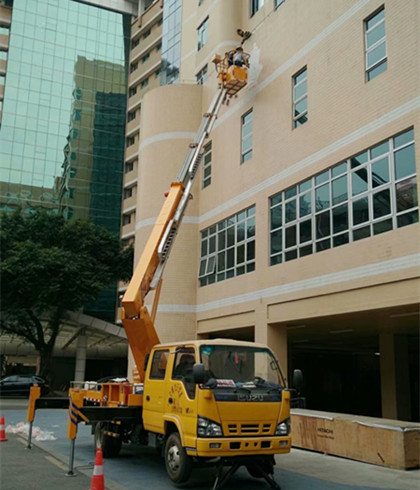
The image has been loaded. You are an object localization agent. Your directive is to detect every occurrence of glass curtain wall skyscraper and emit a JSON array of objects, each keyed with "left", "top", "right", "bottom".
[{"left": 0, "top": 0, "right": 131, "bottom": 321}]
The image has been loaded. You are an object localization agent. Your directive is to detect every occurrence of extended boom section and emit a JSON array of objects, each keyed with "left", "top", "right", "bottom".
[{"left": 121, "top": 86, "right": 228, "bottom": 380}]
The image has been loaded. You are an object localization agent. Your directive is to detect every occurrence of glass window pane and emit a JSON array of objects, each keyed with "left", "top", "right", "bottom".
[
  {"left": 370, "top": 140, "right": 389, "bottom": 159},
  {"left": 373, "top": 189, "right": 391, "bottom": 218},
  {"left": 227, "top": 248, "right": 234, "bottom": 268},
  {"left": 333, "top": 204, "right": 348, "bottom": 233},
  {"left": 373, "top": 219, "right": 393, "bottom": 235},
  {"left": 333, "top": 233, "right": 349, "bottom": 247},
  {"left": 315, "top": 170, "right": 329, "bottom": 185},
  {"left": 285, "top": 199, "right": 296, "bottom": 222},
  {"left": 285, "top": 250, "right": 298, "bottom": 261},
  {"left": 271, "top": 193, "right": 282, "bottom": 206},
  {"left": 367, "top": 43, "right": 386, "bottom": 69},
  {"left": 394, "top": 144, "right": 415, "bottom": 180},
  {"left": 367, "top": 9, "right": 384, "bottom": 30},
  {"left": 218, "top": 230, "right": 226, "bottom": 250},
  {"left": 315, "top": 183, "right": 330, "bottom": 210},
  {"left": 271, "top": 255, "right": 282, "bottom": 266},
  {"left": 247, "top": 217, "right": 255, "bottom": 238},
  {"left": 332, "top": 162, "right": 347, "bottom": 177},
  {"left": 316, "top": 210, "right": 330, "bottom": 239},
  {"left": 237, "top": 244, "right": 245, "bottom": 264},
  {"left": 351, "top": 151, "right": 368, "bottom": 168},
  {"left": 247, "top": 240, "right": 255, "bottom": 261},
  {"left": 236, "top": 221, "right": 245, "bottom": 242},
  {"left": 294, "top": 97, "right": 307, "bottom": 115},
  {"left": 397, "top": 210, "right": 419, "bottom": 228},
  {"left": 270, "top": 205, "right": 282, "bottom": 229},
  {"left": 299, "top": 245, "right": 312, "bottom": 257},
  {"left": 271, "top": 230, "right": 282, "bottom": 254},
  {"left": 285, "top": 225, "right": 296, "bottom": 248},
  {"left": 396, "top": 178, "right": 417, "bottom": 212},
  {"left": 353, "top": 226, "right": 371, "bottom": 241},
  {"left": 285, "top": 186, "right": 297, "bottom": 199},
  {"left": 394, "top": 129, "right": 414, "bottom": 149},
  {"left": 294, "top": 80, "right": 307, "bottom": 100},
  {"left": 366, "top": 22, "right": 385, "bottom": 47},
  {"left": 316, "top": 239, "right": 330, "bottom": 252},
  {"left": 332, "top": 175, "right": 347, "bottom": 204},
  {"left": 294, "top": 69, "right": 306, "bottom": 85},
  {"left": 227, "top": 226, "right": 235, "bottom": 246},
  {"left": 299, "top": 220, "right": 312, "bottom": 243},
  {"left": 352, "top": 168, "right": 368, "bottom": 196},
  {"left": 372, "top": 157, "right": 389, "bottom": 187},
  {"left": 353, "top": 196, "right": 369, "bottom": 225},
  {"left": 367, "top": 60, "right": 387, "bottom": 81},
  {"left": 299, "top": 192, "right": 311, "bottom": 217},
  {"left": 217, "top": 252, "right": 225, "bottom": 272}
]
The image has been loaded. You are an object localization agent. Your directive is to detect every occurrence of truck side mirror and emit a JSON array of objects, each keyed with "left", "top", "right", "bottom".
[
  {"left": 292, "top": 369, "right": 303, "bottom": 395},
  {"left": 193, "top": 363, "right": 206, "bottom": 384}
]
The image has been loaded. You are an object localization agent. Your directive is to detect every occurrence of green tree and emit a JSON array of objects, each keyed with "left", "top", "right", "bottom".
[{"left": 0, "top": 210, "right": 133, "bottom": 384}]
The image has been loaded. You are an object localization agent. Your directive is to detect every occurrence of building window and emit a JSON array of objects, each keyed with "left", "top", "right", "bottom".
[
  {"left": 142, "top": 53, "right": 150, "bottom": 64},
  {"left": 156, "top": 42, "right": 162, "bottom": 52},
  {"left": 199, "top": 206, "right": 256, "bottom": 286},
  {"left": 274, "top": 0, "right": 285, "bottom": 8},
  {"left": 130, "top": 61, "right": 138, "bottom": 73},
  {"left": 126, "top": 136, "right": 135, "bottom": 147},
  {"left": 127, "top": 111, "right": 136, "bottom": 122},
  {"left": 202, "top": 141, "right": 212, "bottom": 188},
  {"left": 124, "top": 187, "right": 133, "bottom": 199},
  {"left": 125, "top": 161, "right": 134, "bottom": 173},
  {"left": 365, "top": 7, "right": 387, "bottom": 81},
  {"left": 143, "top": 29, "right": 151, "bottom": 39},
  {"left": 155, "top": 69, "right": 161, "bottom": 79},
  {"left": 269, "top": 128, "right": 418, "bottom": 265},
  {"left": 197, "top": 17, "right": 209, "bottom": 51},
  {"left": 241, "top": 109, "right": 253, "bottom": 163},
  {"left": 123, "top": 213, "right": 132, "bottom": 226},
  {"left": 129, "top": 86, "right": 137, "bottom": 97},
  {"left": 131, "top": 37, "right": 140, "bottom": 49},
  {"left": 250, "top": 0, "right": 263, "bottom": 17},
  {"left": 293, "top": 67, "right": 307, "bottom": 128},
  {"left": 141, "top": 78, "right": 149, "bottom": 89},
  {"left": 196, "top": 64, "right": 208, "bottom": 85}
]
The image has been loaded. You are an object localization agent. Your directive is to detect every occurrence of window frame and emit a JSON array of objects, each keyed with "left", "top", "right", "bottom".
[
  {"left": 365, "top": 7, "right": 387, "bottom": 82},
  {"left": 202, "top": 141, "right": 212, "bottom": 188},
  {"left": 292, "top": 67, "right": 308, "bottom": 128},
  {"left": 197, "top": 17, "right": 209, "bottom": 51},
  {"left": 241, "top": 109, "right": 253, "bottom": 163},
  {"left": 199, "top": 206, "right": 256, "bottom": 286},
  {"left": 269, "top": 128, "right": 418, "bottom": 266}
]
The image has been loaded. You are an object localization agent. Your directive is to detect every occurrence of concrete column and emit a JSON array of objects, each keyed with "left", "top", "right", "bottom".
[
  {"left": 394, "top": 335, "right": 411, "bottom": 421},
  {"left": 379, "top": 332, "right": 398, "bottom": 419},
  {"left": 74, "top": 329, "right": 87, "bottom": 382},
  {"left": 254, "top": 304, "right": 288, "bottom": 380}
]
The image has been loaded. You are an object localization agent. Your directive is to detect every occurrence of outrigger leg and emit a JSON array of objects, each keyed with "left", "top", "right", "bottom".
[{"left": 211, "top": 457, "right": 281, "bottom": 490}]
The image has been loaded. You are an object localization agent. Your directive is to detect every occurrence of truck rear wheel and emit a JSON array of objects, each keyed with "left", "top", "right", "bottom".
[
  {"left": 164, "top": 432, "right": 192, "bottom": 483},
  {"left": 94, "top": 422, "right": 122, "bottom": 458}
]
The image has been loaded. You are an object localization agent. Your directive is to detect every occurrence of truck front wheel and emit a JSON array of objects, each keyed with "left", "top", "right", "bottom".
[
  {"left": 94, "top": 422, "right": 122, "bottom": 458},
  {"left": 164, "top": 432, "right": 192, "bottom": 483}
]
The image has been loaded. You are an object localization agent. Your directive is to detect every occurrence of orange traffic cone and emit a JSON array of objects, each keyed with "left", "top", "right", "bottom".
[
  {"left": 0, "top": 415, "right": 7, "bottom": 442},
  {"left": 90, "top": 447, "right": 105, "bottom": 490}
]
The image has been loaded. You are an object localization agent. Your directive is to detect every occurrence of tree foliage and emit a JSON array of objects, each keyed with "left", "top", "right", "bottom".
[{"left": 0, "top": 210, "right": 133, "bottom": 383}]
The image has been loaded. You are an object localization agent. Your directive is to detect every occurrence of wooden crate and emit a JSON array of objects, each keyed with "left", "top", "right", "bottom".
[{"left": 291, "top": 409, "right": 420, "bottom": 470}]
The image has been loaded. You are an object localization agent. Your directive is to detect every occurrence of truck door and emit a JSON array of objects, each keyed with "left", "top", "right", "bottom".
[
  {"left": 165, "top": 347, "right": 198, "bottom": 449},
  {"left": 143, "top": 348, "right": 170, "bottom": 433}
]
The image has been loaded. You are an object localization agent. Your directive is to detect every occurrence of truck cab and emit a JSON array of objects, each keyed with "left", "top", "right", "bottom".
[{"left": 143, "top": 339, "right": 291, "bottom": 483}]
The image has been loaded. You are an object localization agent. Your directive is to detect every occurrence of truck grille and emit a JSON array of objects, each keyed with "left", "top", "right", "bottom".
[{"left": 227, "top": 423, "right": 272, "bottom": 435}]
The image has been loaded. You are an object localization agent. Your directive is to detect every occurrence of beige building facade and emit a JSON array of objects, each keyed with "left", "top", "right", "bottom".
[{"left": 122, "top": 0, "right": 419, "bottom": 422}]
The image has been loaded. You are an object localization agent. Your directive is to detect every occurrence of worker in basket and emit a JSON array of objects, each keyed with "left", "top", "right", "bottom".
[{"left": 228, "top": 46, "right": 249, "bottom": 68}]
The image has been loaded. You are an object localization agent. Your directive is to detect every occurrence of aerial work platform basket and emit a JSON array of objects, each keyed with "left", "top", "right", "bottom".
[{"left": 213, "top": 49, "right": 249, "bottom": 97}]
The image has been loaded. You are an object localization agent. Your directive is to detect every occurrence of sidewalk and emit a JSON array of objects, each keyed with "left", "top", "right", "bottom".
[{"left": 0, "top": 433, "right": 93, "bottom": 490}]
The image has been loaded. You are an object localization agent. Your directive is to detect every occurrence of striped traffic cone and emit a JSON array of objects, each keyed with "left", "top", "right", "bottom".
[
  {"left": 90, "top": 447, "right": 105, "bottom": 490},
  {"left": 0, "top": 416, "right": 7, "bottom": 442}
]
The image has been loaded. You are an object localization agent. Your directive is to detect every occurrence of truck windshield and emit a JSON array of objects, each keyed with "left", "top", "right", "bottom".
[{"left": 199, "top": 345, "right": 285, "bottom": 389}]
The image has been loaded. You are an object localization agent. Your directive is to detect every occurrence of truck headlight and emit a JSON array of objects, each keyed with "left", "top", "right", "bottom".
[
  {"left": 197, "top": 416, "right": 223, "bottom": 437},
  {"left": 275, "top": 418, "right": 290, "bottom": 436}
]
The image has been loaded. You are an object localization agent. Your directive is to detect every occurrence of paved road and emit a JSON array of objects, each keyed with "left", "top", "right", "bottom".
[{"left": 0, "top": 399, "right": 418, "bottom": 490}]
